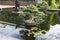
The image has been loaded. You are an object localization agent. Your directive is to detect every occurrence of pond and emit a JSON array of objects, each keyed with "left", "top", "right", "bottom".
[
  {"left": 36, "top": 24, "right": 60, "bottom": 40},
  {"left": 0, "top": 24, "right": 60, "bottom": 40}
]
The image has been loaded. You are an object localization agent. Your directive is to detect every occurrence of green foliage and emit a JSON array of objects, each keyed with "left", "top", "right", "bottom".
[
  {"left": 21, "top": 4, "right": 49, "bottom": 40},
  {"left": 37, "top": 0, "right": 48, "bottom": 9},
  {"left": 0, "top": 0, "right": 60, "bottom": 40},
  {"left": 56, "top": 0, "right": 60, "bottom": 4},
  {"left": 37, "top": 0, "right": 59, "bottom": 9},
  {"left": 23, "top": 4, "right": 45, "bottom": 24},
  {"left": 0, "top": 10, "right": 27, "bottom": 27},
  {"left": 49, "top": 12, "right": 58, "bottom": 25},
  {"left": 49, "top": 0, "right": 59, "bottom": 9},
  {"left": 0, "top": 10, "right": 16, "bottom": 23}
]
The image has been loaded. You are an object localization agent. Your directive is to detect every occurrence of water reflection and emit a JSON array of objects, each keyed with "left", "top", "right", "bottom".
[
  {"left": 36, "top": 24, "right": 60, "bottom": 40},
  {"left": 0, "top": 24, "right": 22, "bottom": 39},
  {"left": 0, "top": 24, "right": 60, "bottom": 40}
]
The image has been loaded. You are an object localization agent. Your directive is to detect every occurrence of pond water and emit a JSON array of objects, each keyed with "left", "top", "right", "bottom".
[
  {"left": 36, "top": 24, "right": 60, "bottom": 40},
  {"left": 0, "top": 24, "right": 60, "bottom": 40}
]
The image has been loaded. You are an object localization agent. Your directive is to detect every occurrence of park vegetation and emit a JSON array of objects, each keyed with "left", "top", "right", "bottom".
[{"left": 0, "top": 0, "right": 60, "bottom": 40}]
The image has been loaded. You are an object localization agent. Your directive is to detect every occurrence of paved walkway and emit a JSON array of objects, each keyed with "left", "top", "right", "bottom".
[
  {"left": 0, "top": 5, "right": 26, "bottom": 9},
  {"left": 0, "top": 5, "right": 14, "bottom": 9}
]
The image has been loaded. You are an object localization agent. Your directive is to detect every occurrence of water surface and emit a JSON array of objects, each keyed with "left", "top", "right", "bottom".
[{"left": 0, "top": 24, "right": 60, "bottom": 40}]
